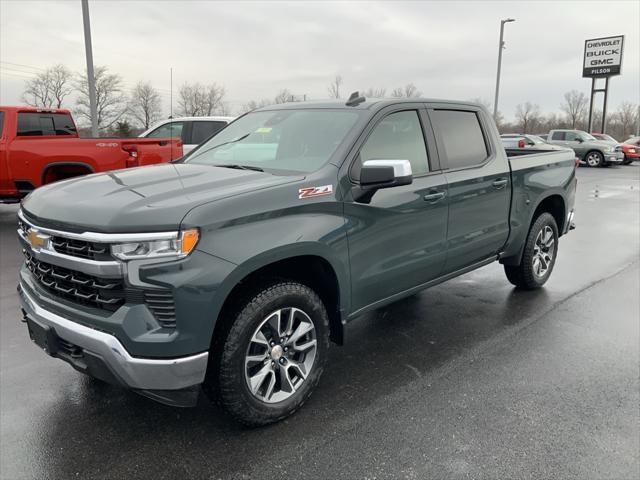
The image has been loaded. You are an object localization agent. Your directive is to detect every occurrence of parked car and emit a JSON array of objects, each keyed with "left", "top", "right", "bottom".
[
  {"left": 591, "top": 132, "right": 619, "bottom": 143},
  {"left": 536, "top": 133, "right": 548, "bottom": 141},
  {"left": 0, "top": 106, "right": 183, "bottom": 203},
  {"left": 140, "top": 116, "right": 235, "bottom": 155},
  {"left": 620, "top": 136, "right": 640, "bottom": 164},
  {"left": 17, "top": 97, "right": 576, "bottom": 426},
  {"left": 547, "top": 129, "right": 624, "bottom": 167},
  {"left": 501, "top": 133, "right": 569, "bottom": 151}
]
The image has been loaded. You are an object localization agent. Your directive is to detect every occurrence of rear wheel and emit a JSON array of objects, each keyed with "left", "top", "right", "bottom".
[
  {"left": 504, "top": 213, "right": 559, "bottom": 290},
  {"left": 207, "top": 281, "right": 330, "bottom": 426},
  {"left": 585, "top": 151, "right": 604, "bottom": 168}
]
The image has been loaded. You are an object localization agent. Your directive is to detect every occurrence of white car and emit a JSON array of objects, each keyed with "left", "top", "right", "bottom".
[{"left": 140, "top": 116, "right": 235, "bottom": 154}]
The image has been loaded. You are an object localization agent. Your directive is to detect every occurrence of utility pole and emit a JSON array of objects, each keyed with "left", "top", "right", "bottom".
[
  {"left": 493, "top": 18, "right": 515, "bottom": 120},
  {"left": 81, "top": 0, "right": 98, "bottom": 137}
]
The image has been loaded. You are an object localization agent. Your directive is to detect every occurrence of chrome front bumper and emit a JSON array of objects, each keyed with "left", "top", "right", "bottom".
[
  {"left": 606, "top": 152, "right": 625, "bottom": 164},
  {"left": 18, "top": 284, "right": 208, "bottom": 391}
]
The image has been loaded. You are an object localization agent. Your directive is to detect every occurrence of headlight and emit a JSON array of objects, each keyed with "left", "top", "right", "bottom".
[
  {"left": 605, "top": 146, "right": 615, "bottom": 152},
  {"left": 111, "top": 229, "right": 199, "bottom": 261}
]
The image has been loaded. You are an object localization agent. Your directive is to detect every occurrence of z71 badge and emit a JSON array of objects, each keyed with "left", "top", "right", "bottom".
[{"left": 298, "top": 185, "right": 333, "bottom": 199}]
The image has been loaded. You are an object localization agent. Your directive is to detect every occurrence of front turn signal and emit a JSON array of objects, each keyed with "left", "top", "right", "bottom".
[{"left": 180, "top": 229, "right": 199, "bottom": 255}]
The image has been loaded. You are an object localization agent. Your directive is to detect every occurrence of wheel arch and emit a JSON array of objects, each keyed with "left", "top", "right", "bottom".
[
  {"left": 213, "top": 250, "right": 347, "bottom": 349},
  {"left": 41, "top": 162, "right": 95, "bottom": 185},
  {"left": 501, "top": 193, "right": 566, "bottom": 266}
]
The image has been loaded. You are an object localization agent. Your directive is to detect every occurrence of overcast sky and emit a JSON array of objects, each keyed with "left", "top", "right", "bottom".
[{"left": 1, "top": 0, "right": 638, "bottom": 120}]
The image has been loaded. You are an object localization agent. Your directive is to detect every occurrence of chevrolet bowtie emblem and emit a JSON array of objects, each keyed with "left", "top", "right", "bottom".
[{"left": 27, "top": 229, "right": 47, "bottom": 249}]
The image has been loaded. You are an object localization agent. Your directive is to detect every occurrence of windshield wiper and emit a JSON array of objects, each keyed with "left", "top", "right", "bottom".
[
  {"left": 214, "top": 164, "right": 264, "bottom": 172},
  {"left": 188, "top": 132, "right": 252, "bottom": 160}
]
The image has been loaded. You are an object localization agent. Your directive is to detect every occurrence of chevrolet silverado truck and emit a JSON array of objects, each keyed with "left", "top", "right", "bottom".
[
  {"left": 0, "top": 106, "right": 183, "bottom": 203},
  {"left": 17, "top": 96, "right": 576, "bottom": 426},
  {"left": 547, "top": 129, "right": 624, "bottom": 167}
]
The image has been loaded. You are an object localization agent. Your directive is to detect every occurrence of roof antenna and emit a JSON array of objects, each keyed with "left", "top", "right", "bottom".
[{"left": 345, "top": 91, "right": 366, "bottom": 107}]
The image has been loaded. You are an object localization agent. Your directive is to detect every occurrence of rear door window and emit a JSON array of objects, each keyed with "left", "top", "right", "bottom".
[
  {"left": 565, "top": 132, "right": 580, "bottom": 142},
  {"left": 430, "top": 109, "right": 488, "bottom": 169},
  {"left": 147, "top": 121, "right": 184, "bottom": 139},
  {"left": 551, "top": 131, "right": 566, "bottom": 141},
  {"left": 190, "top": 121, "right": 227, "bottom": 145},
  {"left": 16, "top": 112, "right": 76, "bottom": 136}
]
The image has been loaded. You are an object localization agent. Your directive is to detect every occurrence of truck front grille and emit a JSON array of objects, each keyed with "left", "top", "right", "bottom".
[
  {"left": 24, "top": 252, "right": 177, "bottom": 328},
  {"left": 25, "top": 252, "right": 126, "bottom": 312},
  {"left": 50, "top": 236, "right": 112, "bottom": 261}
]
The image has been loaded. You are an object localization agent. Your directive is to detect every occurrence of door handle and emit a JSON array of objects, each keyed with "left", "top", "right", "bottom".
[
  {"left": 423, "top": 191, "right": 446, "bottom": 203},
  {"left": 492, "top": 178, "right": 508, "bottom": 189}
]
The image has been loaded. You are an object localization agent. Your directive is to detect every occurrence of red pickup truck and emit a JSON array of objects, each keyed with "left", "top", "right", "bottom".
[{"left": 0, "top": 106, "right": 183, "bottom": 203}]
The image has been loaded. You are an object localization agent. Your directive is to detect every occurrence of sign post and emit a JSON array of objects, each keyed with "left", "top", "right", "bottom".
[{"left": 583, "top": 35, "right": 624, "bottom": 134}]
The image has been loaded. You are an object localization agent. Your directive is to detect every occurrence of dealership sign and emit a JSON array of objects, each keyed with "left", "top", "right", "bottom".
[{"left": 583, "top": 35, "right": 624, "bottom": 77}]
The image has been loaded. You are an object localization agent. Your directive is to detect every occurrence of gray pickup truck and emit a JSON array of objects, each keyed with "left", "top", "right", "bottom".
[
  {"left": 17, "top": 96, "right": 577, "bottom": 425},
  {"left": 547, "top": 129, "right": 624, "bottom": 167}
]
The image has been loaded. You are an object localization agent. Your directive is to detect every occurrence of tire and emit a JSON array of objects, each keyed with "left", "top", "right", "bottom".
[
  {"left": 585, "top": 151, "right": 604, "bottom": 168},
  {"left": 622, "top": 158, "right": 632, "bottom": 165},
  {"left": 206, "top": 280, "right": 330, "bottom": 426},
  {"left": 504, "top": 212, "right": 559, "bottom": 290}
]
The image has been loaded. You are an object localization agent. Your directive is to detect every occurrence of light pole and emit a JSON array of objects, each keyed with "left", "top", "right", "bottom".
[
  {"left": 493, "top": 18, "right": 515, "bottom": 120},
  {"left": 81, "top": 0, "right": 98, "bottom": 137}
]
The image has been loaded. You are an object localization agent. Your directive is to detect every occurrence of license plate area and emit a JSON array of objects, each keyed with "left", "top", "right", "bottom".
[{"left": 26, "top": 316, "right": 59, "bottom": 356}]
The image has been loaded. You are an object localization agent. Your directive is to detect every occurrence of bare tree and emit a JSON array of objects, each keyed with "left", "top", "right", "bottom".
[
  {"left": 362, "top": 87, "right": 386, "bottom": 98},
  {"left": 240, "top": 98, "right": 272, "bottom": 114},
  {"left": 391, "top": 83, "right": 421, "bottom": 98},
  {"left": 274, "top": 89, "right": 296, "bottom": 104},
  {"left": 515, "top": 102, "right": 541, "bottom": 133},
  {"left": 560, "top": 90, "right": 588, "bottom": 129},
  {"left": 177, "top": 82, "right": 226, "bottom": 116},
  {"left": 204, "top": 83, "right": 226, "bottom": 115},
  {"left": 612, "top": 102, "right": 638, "bottom": 139},
  {"left": 22, "top": 64, "right": 73, "bottom": 108},
  {"left": 129, "top": 81, "right": 162, "bottom": 129},
  {"left": 75, "top": 66, "right": 128, "bottom": 132},
  {"left": 327, "top": 75, "right": 343, "bottom": 99}
]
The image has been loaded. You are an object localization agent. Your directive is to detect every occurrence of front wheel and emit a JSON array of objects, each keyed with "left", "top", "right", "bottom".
[
  {"left": 504, "top": 212, "right": 559, "bottom": 290},
  {"left": 208, "top": 281, "right": 330, "bottom": 426},
  {"left": 585, "top": 151, "right": 604, "bottom": 168}
]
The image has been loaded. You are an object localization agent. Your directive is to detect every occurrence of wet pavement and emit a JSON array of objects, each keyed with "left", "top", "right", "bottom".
[{"left": 1, "top": 165, "right": 639, "bottom": 479}]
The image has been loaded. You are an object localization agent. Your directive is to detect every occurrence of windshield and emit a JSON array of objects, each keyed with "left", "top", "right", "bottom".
[
  {"left": 185, "top": 109, "right": 361, "bottom": 174},
  {"left": 579, "top": 132, "right": 597, "bottom": 141}
]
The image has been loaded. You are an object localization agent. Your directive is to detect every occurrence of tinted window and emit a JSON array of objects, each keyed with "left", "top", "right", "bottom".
[
  {"left": 551, "top": 131, "right": 565, "bottom": 140},
  {"left": 147, "top": 121, "right": 184, "bottom": 139},
  {"left": 53, "top": 114, "right": 77, "bottom": 135},
  {"left": 0, "top": 112, "right": 4, "bottom": 136},
  {"left": 191, "top": 121, "right": 227, "bottom": 145},
  {"left": 565, "top": 132, "right": 580, "bottom": 142},
  {"left": 358, "top": 111, "right": 429, "bottom": 176},
  {"left": 431, "top": 110, "right": 488, "bottom": 169},
  {"left": 17, "top": 112, "right": 77, "bottom": 136}
]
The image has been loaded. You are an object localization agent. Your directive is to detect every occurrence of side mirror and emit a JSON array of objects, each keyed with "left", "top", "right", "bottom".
[
  {"left": 576, "top": 137, "right": 584, "bottom": 143},
  {"left": 353, "top": 159, "right": 412, "bottom": 203}
]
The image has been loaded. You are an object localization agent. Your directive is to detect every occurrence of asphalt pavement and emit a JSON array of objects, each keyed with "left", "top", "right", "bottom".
[{"left": 1, "top": 164, "right": 639, "bottom": 480}]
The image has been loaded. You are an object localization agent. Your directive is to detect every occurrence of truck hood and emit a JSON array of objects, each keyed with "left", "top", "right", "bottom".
[{"left": 22, "top": 163, "right": 300, "bottom": 232}]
